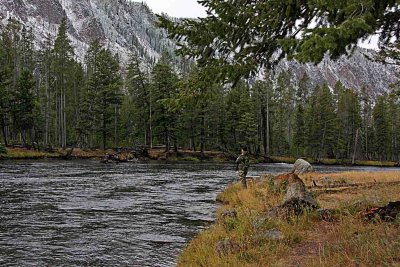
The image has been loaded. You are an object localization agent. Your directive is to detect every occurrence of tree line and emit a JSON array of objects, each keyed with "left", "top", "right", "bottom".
[{"left": 0, "top": 18, "right": 399, "bottom": 162}]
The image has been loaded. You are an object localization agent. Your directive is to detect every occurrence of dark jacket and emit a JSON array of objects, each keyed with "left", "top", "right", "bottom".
[{"left": 235, "top": 154, "right": 249, "bottom": 171}]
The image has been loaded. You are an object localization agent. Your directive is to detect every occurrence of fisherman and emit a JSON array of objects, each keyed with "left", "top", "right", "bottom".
[{"left": 236, "top": 146, "right": 250, "bottom": 188}]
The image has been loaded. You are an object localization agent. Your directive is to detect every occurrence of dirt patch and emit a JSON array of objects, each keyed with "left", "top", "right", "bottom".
[{"left": 285, "top": 222, "right": 335, "bottom": 266}]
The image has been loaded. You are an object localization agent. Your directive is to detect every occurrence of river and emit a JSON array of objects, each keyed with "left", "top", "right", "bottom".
[{"left": 0, "top": 160, "right": 398, "bottom": 266}]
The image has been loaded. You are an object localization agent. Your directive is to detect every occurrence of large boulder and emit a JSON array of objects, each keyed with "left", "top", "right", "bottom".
[
  {"left": 268, "top": 173, "right": 319, "bottom": 217},
  {"left": 282, "top": 175, "right": 319, "bottom": 209},
  {"left": 291, "top": 159, "right": 313, "bottom": 174}
]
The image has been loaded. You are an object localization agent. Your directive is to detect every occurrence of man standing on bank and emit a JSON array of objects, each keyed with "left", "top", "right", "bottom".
[{"left": 236, "top": 146, "right": 250, "bottom": 188}]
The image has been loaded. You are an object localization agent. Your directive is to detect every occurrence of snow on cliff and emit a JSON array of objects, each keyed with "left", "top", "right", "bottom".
[{"left": 0, "top": 0, "right": 398, "bottom": 94}]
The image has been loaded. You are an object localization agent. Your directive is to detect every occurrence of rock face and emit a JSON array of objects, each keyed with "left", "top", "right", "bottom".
[
  {"left": 0, "top": 0, "right": 177, "bottom": 67},
  {"left": 0, "top": 0, "right": 399, "bottom": 94},
  {"left": 275, "top": 48, "right": 399, "bottom": 98},
  {"left": 291, "top": 159, "right": 313, "bottom": 175}
]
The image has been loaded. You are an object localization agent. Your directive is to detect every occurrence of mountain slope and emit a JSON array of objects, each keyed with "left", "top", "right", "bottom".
[
  {"left": 0, "top": 0, "right": 398, "bottom": 93},
  {"left": 0, "top": 0, "right": 176, "bottom": 66},
  {"left": 277, "top": 49, "right": 398, "bottom": 97}
]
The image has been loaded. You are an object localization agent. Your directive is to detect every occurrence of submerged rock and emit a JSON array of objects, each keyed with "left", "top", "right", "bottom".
[{"left": 291, "top": 159, "right": 313, "bottom": 174}]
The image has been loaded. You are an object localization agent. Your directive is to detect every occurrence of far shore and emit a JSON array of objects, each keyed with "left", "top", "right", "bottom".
[{"left": 0, "top": 147, "right": 399, "bottom": 168}]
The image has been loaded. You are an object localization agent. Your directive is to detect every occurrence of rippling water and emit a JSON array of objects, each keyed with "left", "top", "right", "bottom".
[{"left": 0, "top": 160, "right": 398, "bottom": 266}]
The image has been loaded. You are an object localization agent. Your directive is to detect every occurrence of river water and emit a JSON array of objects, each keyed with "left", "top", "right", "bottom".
[{"left": 0, "top": 160, "right": 398, "bottom": 266}]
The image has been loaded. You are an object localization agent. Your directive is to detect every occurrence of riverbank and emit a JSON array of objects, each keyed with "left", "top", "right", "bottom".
[
  {"left": 0, "top": 147, "right": 262, "bottom": 162},
  {"left": 0, "top": 147, "right": 399, "bottom": 168},
  {"left": 178, "top": 171, "right": 400, "bottom": 266},
  {"left": 270, "top": 156, "right": 400, "bottom": 167},
  {"left": 0, "top": 147, "right": 112, "bottom": 160}
]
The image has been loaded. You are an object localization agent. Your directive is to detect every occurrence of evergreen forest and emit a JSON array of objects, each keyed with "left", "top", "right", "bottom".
[{"left": 1, "top": 18, "right": 399, "bottom": 162}]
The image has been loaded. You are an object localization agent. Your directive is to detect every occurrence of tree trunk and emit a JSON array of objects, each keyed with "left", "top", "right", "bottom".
[
  {"left": 200, "top": 104, "right": 206, "bottom": 154},
  {"left": 1, "top": 119, "right": 8, "bottom": 146},
  {"left": 149, "top": 87, "right": 153, "bottom": 148},
  {"left": 352, "top": 128, "right": 359, "bottom": 165},
  {"left": 114, "top": 105, "right": 117, "bottom": 148},
  {"left": 261, "top": 104, "right": 267, "bottom": 156},
  {"left": 266, "top": 88, "right": 270, "bottom": 157},
  {"left": 102, "top": 113, "right": 106, "bottom": 150}
]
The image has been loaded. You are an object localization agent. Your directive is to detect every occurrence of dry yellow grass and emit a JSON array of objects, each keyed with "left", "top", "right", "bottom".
[
  {"left": 178, "top": 171, "right": 400, "bottom": 267},
  {"left": 301, "top": 171, "right": 400, "bottom": 185}
]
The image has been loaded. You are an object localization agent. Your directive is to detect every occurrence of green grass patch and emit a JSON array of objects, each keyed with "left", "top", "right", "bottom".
[
  {"left": 1, "top": 148, "right": 60, "bottom": 159},
  {"left": 180, "top": 156, "right": 201, "bottom": 162}
]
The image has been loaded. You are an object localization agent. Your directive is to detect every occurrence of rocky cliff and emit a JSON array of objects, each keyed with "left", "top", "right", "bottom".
[
  {"left": 0, "top": 0, "right": 398, "bottom": 94},
  {"left": 0, "top": 0, "right": 176, "bottom": 66}
]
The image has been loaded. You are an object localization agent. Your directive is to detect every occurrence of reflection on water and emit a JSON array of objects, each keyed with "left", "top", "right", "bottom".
[{"left": 0, "top": 160, "right": 398, "bottom": 266}]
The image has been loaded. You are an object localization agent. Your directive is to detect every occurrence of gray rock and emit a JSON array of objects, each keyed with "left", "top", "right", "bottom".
[
  {"left": 291, "top": 159, "right": 313, "bottom": 175},
  {"left": 317, "top": 209, "right": 337, "bottom": 222},
  {"left": 215, "top": 238, "right": 237, "bottom": 255},
  {"left": 262, "top": 228, "right": 285, "bottom": 240},
  {"left": 252, "top": 228, "right": 285, "bottom": 243},
  {"left": 251, "top": 216, "right": 268, "bottom": 229},
  {"left": 267, "top": 174, "right": 319, "bottom": 217},
  {"left": 221, "top": 209, "right": 237, "bottom": 219},
  {"left": 283, "top": 178, "right": 318, "bottom": 208}
]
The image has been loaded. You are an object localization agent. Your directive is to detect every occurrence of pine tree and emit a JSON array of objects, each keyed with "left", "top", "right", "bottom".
[
  {"left": 373, "top": 95, "right": 390, "bottom": 161},
  {"left": 387, "top": 89, "right": 400, "bottom": 161},
  {"left": 96, "top": 48, "right": 122, "bottom": 149},
  {"left": 307, "top": 83, "right": 337, "bottom": 161},
  {"left": 252, "top": 80, "right": 273, "bottom": 155},
  {"left": 52, "top": 18, "right": 74, "bottom": 148},
  {"left": 126, "top": 53, "right": 151, "bottom": 146},
  {"left": 293, "top": 104, "right": 306, "bottom": 157},
  {"left": 159, "top": 0, "right": 400, "bottom": 81},
  {"left": 360, "top": 86, "right": 373, "bottom": 160},
  {"left": 336, "top": 88, "right": 362, "bottom": 159},
  {"left": 151, "top": 55, "right": 179, "bottom": 152},
  {"left": 373, "top": 96, "right": 389, "bottom": 160},
  {"left": 0, "top": 31, "right": 13, "bottom": 146},
  {"left": 11, "top": 69, "right": 35, "bottom": 146}
]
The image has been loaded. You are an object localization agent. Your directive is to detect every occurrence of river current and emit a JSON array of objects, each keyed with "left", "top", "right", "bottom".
[{"left": 0, "top": 160, "right": 398, "bottom": 266}]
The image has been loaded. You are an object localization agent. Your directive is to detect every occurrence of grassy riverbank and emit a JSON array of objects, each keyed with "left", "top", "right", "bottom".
[
  {"left": 0, "top": 147, "right": 112, "bottom": 160},
  {"left": 270, "top": 156, "right": 400, "bottom": 167},
  {"left": 177, "top": 171, "right": 400, "bottom": 266}
]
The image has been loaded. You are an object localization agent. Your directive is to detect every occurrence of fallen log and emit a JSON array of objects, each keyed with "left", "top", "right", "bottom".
[{"left": 362, "top": 201, "right": 400, "bottom": 222}]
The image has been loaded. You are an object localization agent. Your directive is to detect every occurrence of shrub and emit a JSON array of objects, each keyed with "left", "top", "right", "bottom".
[{"left": 0, "top": 144, "right": 7, "bottom": 154}]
